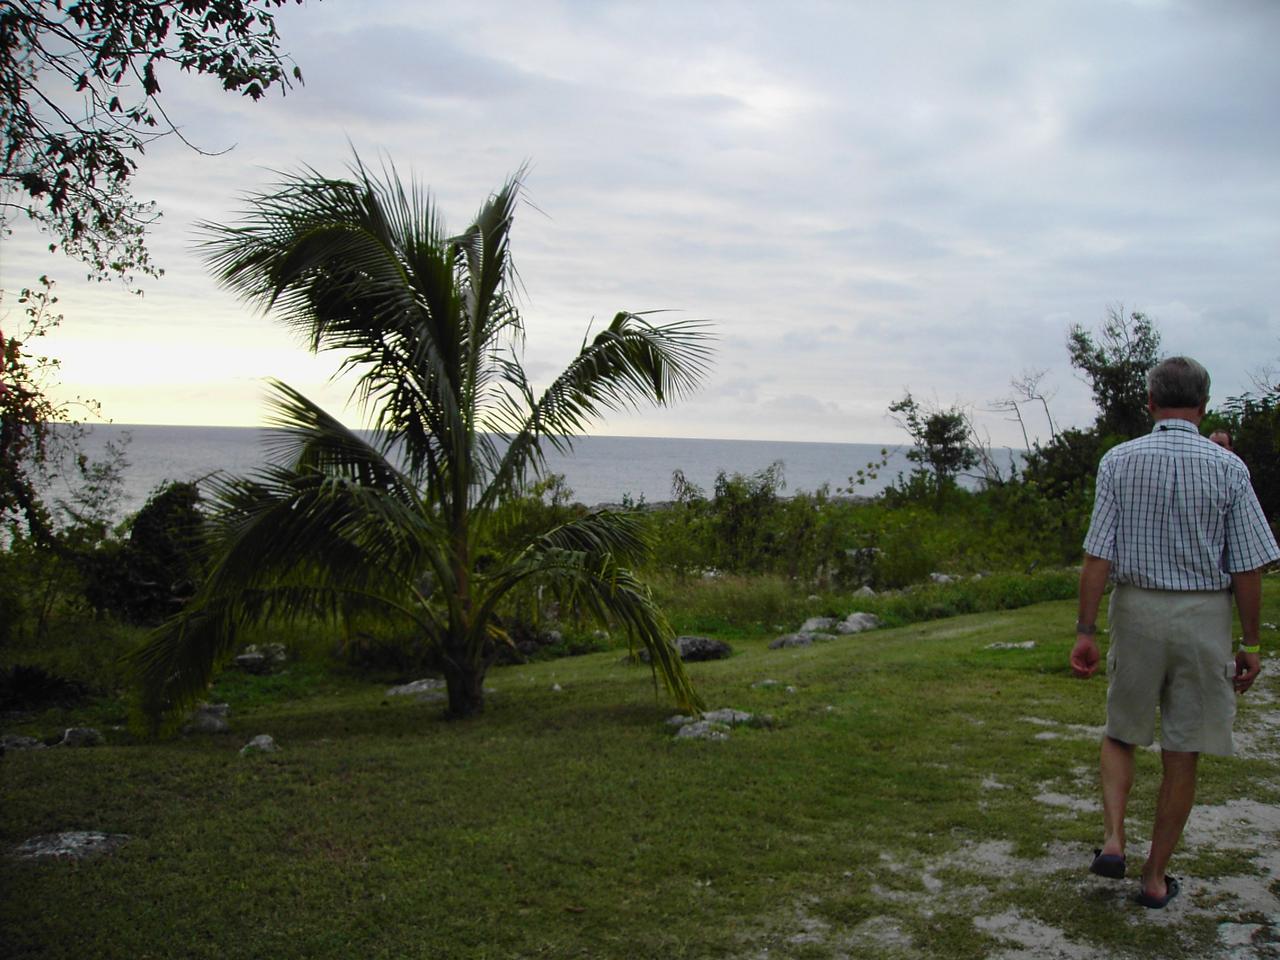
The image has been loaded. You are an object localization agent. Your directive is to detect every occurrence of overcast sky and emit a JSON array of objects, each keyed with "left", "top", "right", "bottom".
[{"left": 3, "top": 0, "right": 1278, "bottom": 447}]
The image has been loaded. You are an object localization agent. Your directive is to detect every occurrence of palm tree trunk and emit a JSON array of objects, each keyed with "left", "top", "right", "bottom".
[{"left": 441, "top": 655, "right": 485, "bottom": 718}]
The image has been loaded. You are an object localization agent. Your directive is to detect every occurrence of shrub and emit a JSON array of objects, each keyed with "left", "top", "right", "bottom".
[
  {"left": 0, "top": 663, "right": 89, "bottom": 711},
  {"left": 78, "top": 481, "right": 206, "bottom": 624}
]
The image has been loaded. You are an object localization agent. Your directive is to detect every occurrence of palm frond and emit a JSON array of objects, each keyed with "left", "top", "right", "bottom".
[
  {"left": 474, "top": 547, "right": 701, "bottom": 714},
  {"left": 528, "top": 509, "right": 652, "bottom": 568},
  {"left": 199, "top": 163, "right": 471, "bottom": 498},
  {"left": 479, "top": 312, "right": 715, "bottom": 508},
  {"left": 453, "top": 167, "right": 525, "bottom": 353},
  {"left": 259, "top": 380, "right": 421, "bottom": 502},
  {"left": 200, "top": 467, "right": 450, "bottom": 610}
]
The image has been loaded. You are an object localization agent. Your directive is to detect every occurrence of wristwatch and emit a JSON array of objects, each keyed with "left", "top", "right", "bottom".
[{"left": 1076, "top": 621, "right": 1097, "bottom": 636}]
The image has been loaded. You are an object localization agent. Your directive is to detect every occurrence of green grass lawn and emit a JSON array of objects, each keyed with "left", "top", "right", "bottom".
[{"left": 4, "top": 586, "right": 1280, "bottom": 959}]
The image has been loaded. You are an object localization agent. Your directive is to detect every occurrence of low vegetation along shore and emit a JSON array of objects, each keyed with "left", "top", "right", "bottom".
[{"left": 4, "top": 570, "right": 1280, "bottom": 958}]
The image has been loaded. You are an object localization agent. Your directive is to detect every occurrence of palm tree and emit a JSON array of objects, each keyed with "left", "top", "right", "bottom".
[{"left": 129, "top": 159, "right": 712, "bottom": 728}]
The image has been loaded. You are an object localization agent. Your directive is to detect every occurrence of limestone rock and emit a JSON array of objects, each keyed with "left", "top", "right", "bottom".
[
  {"left": 770, "top": 633, "right": 815, "bottom": 649},
  {"left": 930, "top": 572, "right": 956, "bottom": 584},
  {"left": 232, "top": 642, "right": 287, "bottom": 675},
  {"left": 702, "top": 708, "right": 753, "bottom": 726},
  {"left": 183, "top": 702, "right": 230, "bottom": 734},
  {"left": 676, "top": 635, "right": 733, "bottom": 661},
  {"left": 987, "top": 640, "right": 1036, "bottom": 650},
  {"left": 639, "top": 635, "right": 733, "bottom": 663},
  {"left": 386, "top": 678, "right": 446, "bottom": 697},
  {"left": 58, "top": 727, "right": 104, "bottom": 747},
  {"left": 240, "top": 734, "right": 279, "bottom": 756},
  {"left": 11, "top": 831, "right": 130, "bottom": 860},
  {"left": 800, "top": 616, "right": 838, "bottom": 633},
  {"left": 0, "top": 734, "right": 45, "bottom": 751},
  {"left": 674, "top": 721, "right": 730, "bottom": 741},
  {"left": 853, "top": 585, "right": 877, "bottom": 598},
  {"left": 836, "top": 612, "right": 881, "bottom": 634}
]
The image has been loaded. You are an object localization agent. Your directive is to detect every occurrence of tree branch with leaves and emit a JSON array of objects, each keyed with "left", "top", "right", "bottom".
[{"left": 1, "top": 0, "right": 305, "bottom": 286}]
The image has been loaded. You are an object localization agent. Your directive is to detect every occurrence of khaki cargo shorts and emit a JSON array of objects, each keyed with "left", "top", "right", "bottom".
[{"left": 1105, "top": 584, "right": 1236, "bottom": 756}]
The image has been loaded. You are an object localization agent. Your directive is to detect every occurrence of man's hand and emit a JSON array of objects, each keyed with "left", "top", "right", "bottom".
[
  {"left": 1234, "top": 651, "right": 1261, "bottom": 694},
  {"left": 1070, "top": 635, "right": 1101, "bottom": 678}
]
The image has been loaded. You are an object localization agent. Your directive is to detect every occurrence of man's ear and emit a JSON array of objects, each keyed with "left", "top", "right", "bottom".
[{"left": 1147, "top": 394, "right": 1157, "bottom": 414}]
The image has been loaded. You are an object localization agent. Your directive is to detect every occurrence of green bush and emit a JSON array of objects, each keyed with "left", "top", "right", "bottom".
[
  {"left": 638, "top": 469, "right": 1089, "bottom": 592},
  {"left": 78, "top": 481, "right": 206, "bottom": 624}
]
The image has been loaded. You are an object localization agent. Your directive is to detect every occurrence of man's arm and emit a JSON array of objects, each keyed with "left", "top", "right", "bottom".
[
  {"left": 1232, "top": 569, "right": 1264, "bottom": 694},
  {"left": 1071, "top": 554, "right": 1111, "bottom": 678}
]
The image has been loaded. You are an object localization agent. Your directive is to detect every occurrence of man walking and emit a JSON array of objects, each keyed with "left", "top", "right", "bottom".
[{"left": 1070, "top": 356, "right": 1279, "bottom": 908}]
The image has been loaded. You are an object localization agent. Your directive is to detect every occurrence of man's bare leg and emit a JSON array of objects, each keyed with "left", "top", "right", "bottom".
[
  {"left": 1141, "top": 750, "right": 1198, "bottom": 898},
  {"left": 1100, "top": 736, "right": 1135, "bottom": 857}
]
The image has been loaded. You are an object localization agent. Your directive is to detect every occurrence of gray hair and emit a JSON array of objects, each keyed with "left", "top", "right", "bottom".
[{"left": 1147, "top": 356, "right": 1210, "bottom": 409}]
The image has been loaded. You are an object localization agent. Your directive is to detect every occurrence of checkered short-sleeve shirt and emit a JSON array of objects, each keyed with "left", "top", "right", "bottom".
[{"left": 1082, "top": 418, "right": 1280, "bottom": 590}]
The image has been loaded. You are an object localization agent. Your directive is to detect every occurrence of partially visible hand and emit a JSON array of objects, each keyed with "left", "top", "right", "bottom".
[
  {"left": 1070, "top": 635, "right": 1100, "bottom": 678},
  {"left": 1234, "top": 651, "right": 1261, "bottom": 694}
]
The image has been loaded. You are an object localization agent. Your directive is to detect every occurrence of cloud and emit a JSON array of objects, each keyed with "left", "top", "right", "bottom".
[{"left": 5, "top": 0, "right": 1277, "bottom": 449}]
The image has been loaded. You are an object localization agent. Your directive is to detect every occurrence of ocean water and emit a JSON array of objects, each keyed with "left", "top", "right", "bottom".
[{"left": 41, "top": 424, "right": 1020, "bottom": 518}]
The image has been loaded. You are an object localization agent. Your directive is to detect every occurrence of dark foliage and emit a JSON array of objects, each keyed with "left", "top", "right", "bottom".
[
  {"left": 1216, "top": 392, "right": 1280, "bottom": 526},
  {"left": 888, "top": 392, "right": 978, "bottom": 506},
  {"left": 0, "top": 663, "right": 88, "bottom": 711},
  {"left": 1019, "top": 427, "right": 1108, "bottom": 501},
  {"left": 1066, "top": 307, "right": 1160, "bottom": 440},
  {"left": 78, "top": 482, "right": 205, "bottom": 624},
  {"left": 1, "top": 278, "right": 66, "bottom": 541}
]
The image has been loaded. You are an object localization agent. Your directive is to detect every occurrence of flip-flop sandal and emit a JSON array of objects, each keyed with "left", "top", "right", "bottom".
[
  {"left": 1089, "top": 848, "right": 1126, "bottom": 879},
  {"left": 1135, "top": 875, "right": 1180, "bottom": 909}
]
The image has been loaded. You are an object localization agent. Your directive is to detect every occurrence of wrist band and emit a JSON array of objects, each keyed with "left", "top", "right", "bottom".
[
  {"left": 1240, "top": 643, "right": 1261, "bottom": 655},
  {"left": 1075, "top": 621, "right": 1097, "bottom": 635}
]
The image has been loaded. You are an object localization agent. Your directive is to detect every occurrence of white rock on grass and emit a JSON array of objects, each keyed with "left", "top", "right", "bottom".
[
  {"left": 987, "top": 640, "right": 1036, "bottom": 650},
  {"left": 674, "top": 721, "right": 731, "bottom": 741},
  {"left": 669, "top": 708, "right": 757, "bottom": 741},
  {"left": 57, "top": 727, "right": 104, "bottom": 747},
  {"left": 837, "top": 612, "right": 881, "bottom": 634},
  {"left": 385, "top": 678, "right": 446, "bottom": 697},
  {"left": 800, "top": 616, "right": 838, "bottom": 633},
  {"left": 183, "top": 703, "right": 230, "bottom": 735},
  {"left": 1, "top": 734, "right": 46, "bottom": 751},
  {"left": 769, "top": 633, "right": 813, "bottom": 649},
  {"left": 702, "top": 708, "right": 753, "bottom": 726},
  {"left": 240, "top": 734, "right": 278, "bottom": 756},
  {"left": 232, "top": 642, "right": 287, "bottom": 674},
  {"left": 11, "top": 831, "right": 130, "bottom": 860}
]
